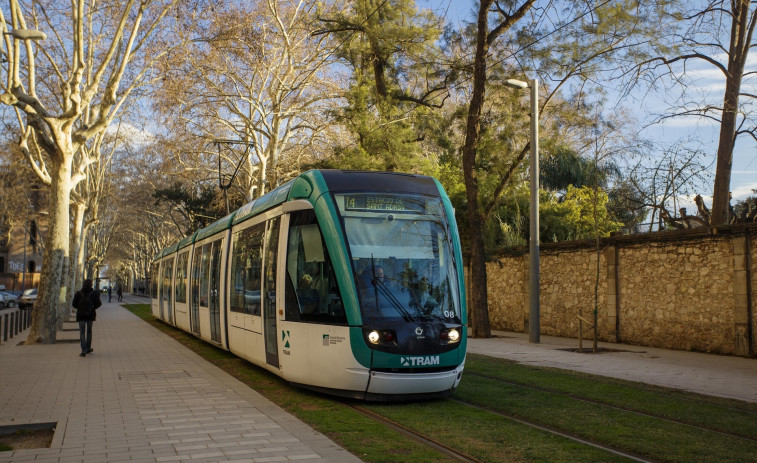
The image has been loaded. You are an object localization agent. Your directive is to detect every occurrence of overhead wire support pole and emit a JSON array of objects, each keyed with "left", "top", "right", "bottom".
[{"left": 214, "top": 139, "right": 255, "bottom": 215}]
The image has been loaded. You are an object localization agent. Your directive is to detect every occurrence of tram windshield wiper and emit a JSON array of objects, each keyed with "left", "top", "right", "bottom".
[{"left": 372, "top": 277, "right": 414, "bottom": 322}]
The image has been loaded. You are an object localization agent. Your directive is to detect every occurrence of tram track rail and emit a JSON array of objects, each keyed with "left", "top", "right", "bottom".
[
  {"left": 465, "top": 371, "right": 757, "bottom": 443},
  {"left": 344, "top": 401, "right": 484, "bottom": 463},
  {"left": 451, "top": 398, "right": 655, "bottom": 463},
  {"left": 347, "top": 398, "right": 655, "bottom": 463}
]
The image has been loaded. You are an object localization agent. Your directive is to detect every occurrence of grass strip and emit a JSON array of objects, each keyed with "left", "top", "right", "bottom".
[
  {"left": 467, "top": 354, "right": 757, "bottom": 438},
  {"left": 363, "top": 400, "right": 632, "bottom": 463},
  {"left": 456, "top": 369, "right": 757, "bottom": 463}
]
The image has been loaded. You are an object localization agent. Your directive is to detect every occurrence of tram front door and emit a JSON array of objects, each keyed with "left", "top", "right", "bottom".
[{"left": 264, "top": 218, "right": 280, "bottom": 368}]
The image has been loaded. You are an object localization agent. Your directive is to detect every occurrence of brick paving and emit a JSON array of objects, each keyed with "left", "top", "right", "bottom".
[{"left": 0, "top": 299, "right": 360, "bottom": 463}]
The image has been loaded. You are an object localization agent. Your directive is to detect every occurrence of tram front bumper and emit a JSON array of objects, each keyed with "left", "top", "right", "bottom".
[{"left": 366, "top": 367, "right": 464, "bottom": 395}]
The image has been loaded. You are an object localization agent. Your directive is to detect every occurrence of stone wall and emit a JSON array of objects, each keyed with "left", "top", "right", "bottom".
[{"left": 481, "top": 224, "right": 757, "bottom": 357}]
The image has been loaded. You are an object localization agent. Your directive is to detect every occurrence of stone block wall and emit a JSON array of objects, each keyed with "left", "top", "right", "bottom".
[{"left": 480, "top": 225, "right": 756, "bottom": 356}]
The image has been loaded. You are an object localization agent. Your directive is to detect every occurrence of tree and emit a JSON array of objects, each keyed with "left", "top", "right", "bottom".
[
  {"left": 152, "top": 182, "right": 224, "bottom": 235},
  {"left": 155, "top": 0, "right": 338, "bottom": 201},
  {"left": 317, "top": 0, "right": 449, "bottom": 173},
  {"left": 625, "top": 144, "right": 713, "bottom": 231},
  {"left": 459, "top": 0, "right": 659, "bottom": 337},
  {"left": 630, "top": 1, "right": 757, "bottom": 225},
  {"left": 1, "top": 0, "right": 180, "bottom": 343},
  {"left": 733, "top": 189, "right": 757, "bottom": 222}
]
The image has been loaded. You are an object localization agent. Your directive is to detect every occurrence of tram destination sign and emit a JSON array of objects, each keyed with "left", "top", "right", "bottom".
[{"left": 343, "top": 194, "right": 425, "bottom": 213}]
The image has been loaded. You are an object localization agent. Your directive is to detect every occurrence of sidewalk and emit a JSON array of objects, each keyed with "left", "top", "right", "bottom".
[
  {"left": 467, "top": 330, "right": 757, "bottom": 403},
  {"left": 0, "top": 299, "right": 361, "bottom": 463}
]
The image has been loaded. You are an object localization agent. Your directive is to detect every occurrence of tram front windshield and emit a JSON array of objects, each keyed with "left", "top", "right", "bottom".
[{"left": 335, "top": 193, "right": 461, "bottom": 324}]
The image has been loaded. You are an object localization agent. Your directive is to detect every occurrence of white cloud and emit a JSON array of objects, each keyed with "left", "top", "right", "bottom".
[
  {"left": 656, "top": 115, "right": 720, "bottom": 128},
  {"left": 731, "top": 182, "right": 757, "bottom": 201},
  {"left": 105, "top": 122, "right": 156, "bottom": 148}
]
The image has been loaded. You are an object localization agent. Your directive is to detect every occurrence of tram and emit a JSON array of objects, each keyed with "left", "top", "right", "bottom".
[{"left": 150, "top": 170, "right": 466, "bottom": 400}]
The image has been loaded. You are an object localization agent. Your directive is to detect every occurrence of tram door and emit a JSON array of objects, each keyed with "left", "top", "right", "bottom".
[
  {"left": 161, "top": 258, "right": 174, "bottom": 323},
  {"left": 209, "top": 239, "right": 223, "bottom": 343},
  {"left": 190, "top": 246, "right": 203, "bottom": 335},
  {"left": 264, "top": 218, "right": 281, "bottom": 367}
]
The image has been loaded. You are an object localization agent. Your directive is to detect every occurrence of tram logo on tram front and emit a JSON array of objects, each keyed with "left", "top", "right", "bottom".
[
  {"left": 401, "top": 356, "right": 440, "bottom": 367},
  {"left": 282, "top": 330, "right": 291, "bottom": 348}
]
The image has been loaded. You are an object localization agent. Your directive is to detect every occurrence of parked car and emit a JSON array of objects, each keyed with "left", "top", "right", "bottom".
[
  {"left": 19, "top": 288, "right": 37, "bottom": 309},
  {"left": 0, "top": 291, "right": 19, "bottom": 309}
]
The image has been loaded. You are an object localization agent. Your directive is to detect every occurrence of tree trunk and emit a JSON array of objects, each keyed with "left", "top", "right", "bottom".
[
  {"left": 710, "top": 0, "right": 753, "bottom": 225},
  {"left": 25, "top": 161, "right": 72, "bottom": 344},
  {"left": 461, "top": 0, "right": 494, "bottom": 338}
]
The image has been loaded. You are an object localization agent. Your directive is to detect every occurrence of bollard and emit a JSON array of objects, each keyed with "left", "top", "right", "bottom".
[{"left": 3, "top": 312, "right": 8, "bottom": 342}]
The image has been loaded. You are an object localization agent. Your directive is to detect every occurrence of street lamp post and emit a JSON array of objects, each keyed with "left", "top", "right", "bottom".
[{"left": 505, "top": 78, "right": 540, "bottom": 343}]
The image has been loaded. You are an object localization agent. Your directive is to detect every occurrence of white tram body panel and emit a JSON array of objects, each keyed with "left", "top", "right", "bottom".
[{"left": 277, "top": 322, "right": 369, "bottom": 392}]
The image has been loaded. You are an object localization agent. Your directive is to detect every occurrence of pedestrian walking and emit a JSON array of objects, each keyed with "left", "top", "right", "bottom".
[
  {"left": 73, "top": 279, "right": 102, "bottom": 357},
  {"left": 117, "top": 286, "right": 123, "bottom": 302},
  {"left": 108, "top": 285, "right": 112, "bottom": 302}
]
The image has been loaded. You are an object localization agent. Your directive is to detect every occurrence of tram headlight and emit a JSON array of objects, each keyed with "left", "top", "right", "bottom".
[
  {"left": 441, "top": 328, "right": 460, "bottom": 344},
  {"left": 365, "top": 329, "right": 398, "bottom": 346}
]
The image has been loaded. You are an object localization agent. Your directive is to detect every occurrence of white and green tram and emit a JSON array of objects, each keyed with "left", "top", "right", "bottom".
[{"left": 150, "top": 170, "right": 467, "bottom": 399}]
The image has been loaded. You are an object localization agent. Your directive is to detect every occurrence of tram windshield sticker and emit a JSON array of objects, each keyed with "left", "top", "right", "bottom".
[{"left": 343, "top": 194, "right": 425, "bottom": 213}]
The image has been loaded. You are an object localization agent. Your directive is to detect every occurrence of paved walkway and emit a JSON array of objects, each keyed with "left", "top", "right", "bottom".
[
  {"left": 1, "top": 297, "right": 756, "bottom": 462},
  {"left": 0, "top": 299, "right": 361, "bottom": 463},
  {"left": 468, "top": 330, "right": 757, "bottom": 403}
]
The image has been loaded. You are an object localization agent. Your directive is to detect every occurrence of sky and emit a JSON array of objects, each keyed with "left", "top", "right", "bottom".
[{"left": 420, "top": 0, "right": 757, "bottom": 209}]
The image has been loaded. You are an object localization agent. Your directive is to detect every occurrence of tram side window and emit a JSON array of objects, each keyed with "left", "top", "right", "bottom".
[
  {"left": 175, "top": 251, "right": 189, "bottom": 304},
  {"left": 150, "top": 263, "right": 159, "bottom": 298},
  {"left": 285, "top": 210, "right": 346, "bottom": 324},
  {"left": 162, "top": 259, "right": 173, "bottom": 304},
  {"left": 191, "top": 246, "right": 202, "bottom": 309},
  {"left": 198, "top": 244, "right": 210, "bottom": 307},
  {"left": 229, "top": 223, "right": 265, "bottom": 316}
]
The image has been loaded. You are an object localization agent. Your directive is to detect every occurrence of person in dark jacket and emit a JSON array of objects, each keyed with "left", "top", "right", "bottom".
[{"left": 73, "top": 279, "right": 102, "bottom": 357}]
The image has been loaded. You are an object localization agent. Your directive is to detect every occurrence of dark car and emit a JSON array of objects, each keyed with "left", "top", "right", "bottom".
[{"left": 19, "top": 288, "right": 37, "bottom": 309}]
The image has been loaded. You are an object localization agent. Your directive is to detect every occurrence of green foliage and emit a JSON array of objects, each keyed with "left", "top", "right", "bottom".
[
  {"left": 152, "top": 182, "right": 225, "bottom": 231},
  {"left": 562, "top": 185, "right": 624, "bottom": 239},
  {"left": 487, "top": 183, "right": 623, "bottom": 249},
  {"left": 319, "top": 0, "right": 447, "bottom": 173}
]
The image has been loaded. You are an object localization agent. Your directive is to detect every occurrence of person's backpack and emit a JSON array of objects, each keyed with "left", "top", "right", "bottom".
[{"left": 77, "top": 291, "right": 95, "bottom": 319}]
